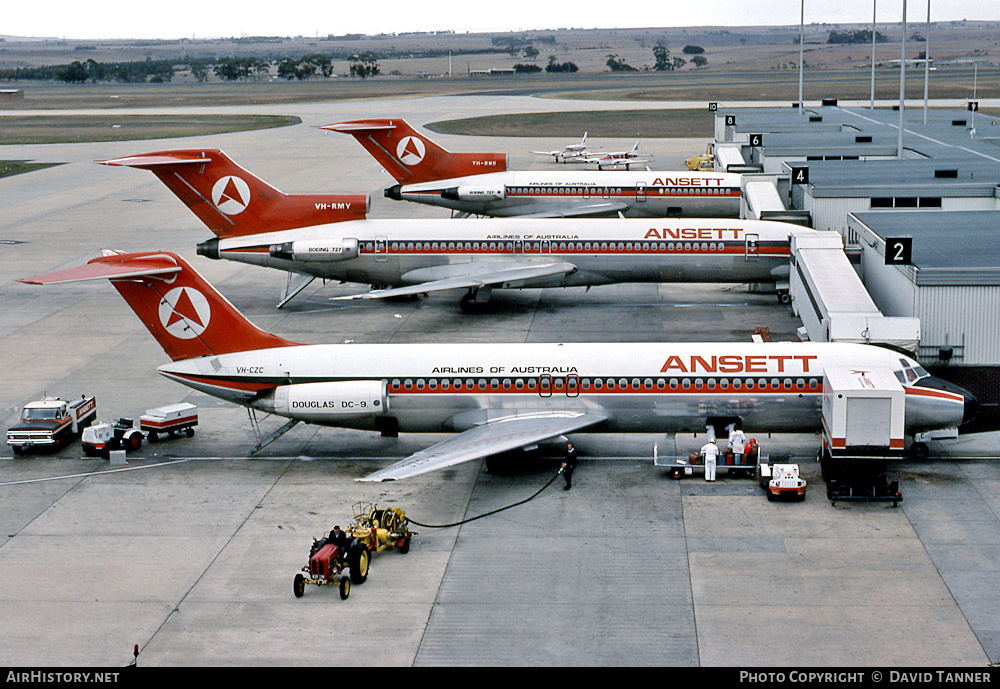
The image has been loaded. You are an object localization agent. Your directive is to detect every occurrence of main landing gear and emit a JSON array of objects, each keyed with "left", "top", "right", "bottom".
[{"left": 459, "top": 286, "right": 493, "bottom": 313}]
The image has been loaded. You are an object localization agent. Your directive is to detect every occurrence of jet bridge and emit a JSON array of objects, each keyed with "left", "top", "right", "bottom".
[
  {"left": 741, "top": 175, "right": 812, "bottom": 225},
  {"left": 714, "top": 143, "right": 762, "bottom": 173},
  {"left": 789, "top": 230, "right": 920, "bottom": 353}
]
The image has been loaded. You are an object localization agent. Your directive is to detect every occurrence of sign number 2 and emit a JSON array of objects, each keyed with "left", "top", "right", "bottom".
[{"left": 885, "top": 237, "right": 912, "bottom": 265}]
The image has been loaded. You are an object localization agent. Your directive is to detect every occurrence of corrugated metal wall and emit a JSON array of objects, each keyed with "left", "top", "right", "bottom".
[
  {"left": 810, "top": 197, "right": 874, "bottom": 235},
  {"left": 918, "top": 286, "right": 1000, "bottom": 364}
]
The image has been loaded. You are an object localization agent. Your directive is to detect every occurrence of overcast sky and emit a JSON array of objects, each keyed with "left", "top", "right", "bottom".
[{"left": 5, "top": 1, "right": 998, "bottom": 41}]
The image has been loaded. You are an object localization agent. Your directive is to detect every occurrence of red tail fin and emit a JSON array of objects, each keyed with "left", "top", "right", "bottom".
[
  {"left": 101, "top": 150, "right": 368, "bottom": 238},
  {"left": 19, "top": 251, "right": 297, "bottom": 362},
  {"left": 323, "top": 119, "right": 507, "bottom": 184}
]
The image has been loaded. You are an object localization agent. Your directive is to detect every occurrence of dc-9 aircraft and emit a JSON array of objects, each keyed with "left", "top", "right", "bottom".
[
  {"left": 101, "top": 149, "right": 796, "bottom": 309},
  {"left": 21, "top": 252, "right": 977, "bottom": 482},
  {"left": 323, "top": 119, "right": 741, "bottom": 219}
]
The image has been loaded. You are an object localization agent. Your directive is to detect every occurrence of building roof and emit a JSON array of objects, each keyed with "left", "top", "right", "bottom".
[
  {"left": 852, "top": 210, "right": 1000, "bottom": 284},
  {"left": 719, "top": 104, "right": 1000, "bottom": 164},
  {"left": 793, "top": 157, "right": 1000, "bottom": 197}
]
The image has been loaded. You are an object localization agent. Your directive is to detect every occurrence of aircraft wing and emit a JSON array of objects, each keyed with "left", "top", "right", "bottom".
[
  {"left": 357, "top": 411, "right": 607, "bottom": 482},
  {"left": 508, "top": 202, "right": 630, "bottom": 218},
  {"left": 332, "top": 261, "right": 577, "bottom": 301}
]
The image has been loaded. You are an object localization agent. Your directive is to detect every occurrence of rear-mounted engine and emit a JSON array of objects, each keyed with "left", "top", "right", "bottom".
[
  {"left": 269, "top": 238, "right": 359, "bottom": 262},
  {"left": 261, "top": 380, "right": 388, "bottom": 421}
]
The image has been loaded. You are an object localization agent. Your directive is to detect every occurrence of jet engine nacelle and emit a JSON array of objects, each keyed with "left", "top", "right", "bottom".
[
  {"left": 264, "top": 380, "right": 388, "bottom": 421},
  {"left": 441, "top": 185, "right": 506, "bottom": 202},
  {"left": 269, "top": 238, "right": 359, "bottom": 262}
]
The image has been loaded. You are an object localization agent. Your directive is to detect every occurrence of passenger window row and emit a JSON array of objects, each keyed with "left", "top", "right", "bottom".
[
  {"left": 373, "top": 241, "right": 731, "bottom": 253},
  {"left": 387, "top": 377, "right": 822, "bottom": 392}
]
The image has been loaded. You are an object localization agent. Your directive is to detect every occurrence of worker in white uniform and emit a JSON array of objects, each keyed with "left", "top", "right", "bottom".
[
  {"left": 701, "top": 439, "right": 720, "bottom": 482},
  {"left": 728, "top": 427, "right": 746, "bottom": 466}
]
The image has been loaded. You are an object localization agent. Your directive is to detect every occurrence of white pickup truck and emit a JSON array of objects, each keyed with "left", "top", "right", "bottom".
[{"left": 7, "top": 396, "right": 97, "bottom": 454}]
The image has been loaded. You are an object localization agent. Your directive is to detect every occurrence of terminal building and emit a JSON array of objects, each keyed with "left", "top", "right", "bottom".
[{"left": 713, "top": 103, "right": 1000, "bottom": 432}]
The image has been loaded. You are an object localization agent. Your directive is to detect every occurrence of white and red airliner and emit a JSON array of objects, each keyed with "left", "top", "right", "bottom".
[
  {"left": 101, "top": 148, "right": 794, "bottom": 309},
  {"left": 323, "top": 119, "right": 741, "bottom": 218},
  {"left": 21, "top": 252, "right": 977, "bottom": 481}
]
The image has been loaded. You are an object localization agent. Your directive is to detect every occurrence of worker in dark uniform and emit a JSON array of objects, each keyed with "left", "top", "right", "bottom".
[
  {"left": 328, "top": 525, "right": 352, "bottom": 562},
  {"left": 561, "top": 443, "right": 578, "bottom": 490}
]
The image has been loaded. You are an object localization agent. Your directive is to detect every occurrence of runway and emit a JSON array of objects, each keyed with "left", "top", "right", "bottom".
[{"left": 1, "top": 93, "right": 998, "bottom": 667}]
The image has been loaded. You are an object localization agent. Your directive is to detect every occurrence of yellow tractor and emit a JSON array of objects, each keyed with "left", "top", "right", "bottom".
[
  {"left": 348, "top": 502, "right": 415, "bottom": 556},
  {"left": 686, "top": 143, "right": 715, "bottom": 171}
]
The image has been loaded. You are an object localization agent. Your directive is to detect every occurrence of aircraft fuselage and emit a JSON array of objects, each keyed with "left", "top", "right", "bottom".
[
  {"left": 160, "top": 341, "right": 973, "bottom": 438},
  {"left": 200, "top": 217, "right": 800, "bottom": 290},
  {"left": 386, "top": 170, "right": 742, "bottom": 218}
]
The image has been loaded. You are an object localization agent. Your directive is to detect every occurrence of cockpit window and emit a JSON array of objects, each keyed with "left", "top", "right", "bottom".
[{"left": 896, "top": 358, "right": 929, "bottom": 384}]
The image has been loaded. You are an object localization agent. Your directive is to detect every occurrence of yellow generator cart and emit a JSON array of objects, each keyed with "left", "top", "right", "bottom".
[{"left": 349, "top": 502, "right": 415, "bottom": 556}]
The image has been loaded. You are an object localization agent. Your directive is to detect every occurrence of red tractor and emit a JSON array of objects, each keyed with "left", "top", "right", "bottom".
[{"left": 292, "top": 531, "right": 371, "bottom": 600}]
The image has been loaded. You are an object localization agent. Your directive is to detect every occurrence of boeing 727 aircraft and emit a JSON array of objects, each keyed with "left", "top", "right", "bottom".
[
  {"left": 21, "top": 252, "right": 978, "bottom": 481},
  {"left": 324, "top": 119, "right": 741, "bottom": 218},
  {"left": 102, "top": 148, "right": 796, "bottom": 309}
]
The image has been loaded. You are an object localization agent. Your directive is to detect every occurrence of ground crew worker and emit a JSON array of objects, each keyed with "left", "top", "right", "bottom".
[
  {"left": 701, "top": 439, "right": 720, "bottom": 482},
  {"left": 728, "top": 427, "right": 746, "bottom": 466},
  {"left": 561, "top": 443, "right": 578, "bottom": 490}
]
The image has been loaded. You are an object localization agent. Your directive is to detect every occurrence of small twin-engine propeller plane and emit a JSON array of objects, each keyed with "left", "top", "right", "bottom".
[
  {"left": 21, "top": 252, "right": 978, "bottom": 482},
  {"left": 581, "top": 140, "right": 651, "bottom": 170},
  {"left": 532, "top": 132, "right": 590, "bottom": 163},
  {"left": 323, "top": 119, "right": 741, "bottom": 219},
  {"left": 101, "top": 148, "right": 796, "bottom": 310}
]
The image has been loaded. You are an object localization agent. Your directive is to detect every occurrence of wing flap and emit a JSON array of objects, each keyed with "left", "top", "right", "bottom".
[
  {"left": 357, "top": 411, "right": 606, "bottom": 482},
  {"left": 332, "top": 262, "right": 577, "bottom": 301},
  {"left": 508, "top": 202, "right": 630, "bottom": 218}
]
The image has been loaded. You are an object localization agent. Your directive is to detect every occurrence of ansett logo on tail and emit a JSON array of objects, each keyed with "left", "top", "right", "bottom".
[
  {"left": 212, "top": 176, "right": 251, "bottom": 215},
  {"left": 396, "top": 136, "right": 426, "bottom": 166},
  {"left": 159, "top": 287, "right": 211, "bottom": 339}
]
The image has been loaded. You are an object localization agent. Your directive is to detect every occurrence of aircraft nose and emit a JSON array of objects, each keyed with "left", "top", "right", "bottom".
[
  {"left": 917, "top": 375, "right": 979, "bottom": 427},
  {"left": 963, "top": 388, "right": 980, "bottom": 426},
  {"left": 384, "top": 185, "right": 402, "bottom": 201}
]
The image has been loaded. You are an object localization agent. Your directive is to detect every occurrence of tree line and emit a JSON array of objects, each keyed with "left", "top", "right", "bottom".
[
  {"left": 607, "top": 46, "right": 708, "bottom": 73},
  {"left": 0, "top": 53, "right": 384, "bottom": 83}
]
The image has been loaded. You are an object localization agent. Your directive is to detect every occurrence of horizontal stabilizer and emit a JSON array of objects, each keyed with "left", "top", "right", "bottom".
[
  {"left": 101, "top": 151, "right": 211, "bottom": 169},
  {"left": 358, "top": 411, "right": 606, "bottom": 482},
  {"left": 18, "top": 253, "right": 181, "bottom": 285},
  {"left": 320, "top": 121, "right": 397, "bottom": 134}
]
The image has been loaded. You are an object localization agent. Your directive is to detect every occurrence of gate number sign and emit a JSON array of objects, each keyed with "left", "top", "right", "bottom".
[{"left": 885, "top": 237, "right": 912, "bottom": 265}]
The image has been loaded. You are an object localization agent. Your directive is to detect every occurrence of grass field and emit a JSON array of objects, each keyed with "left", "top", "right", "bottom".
[
  {"left": 0, "top": 160, "right": 61, "bottom": 177},
  {"left": 0, "top": 114, "right": 300, "bottom": 145},
  {"left": 429, "top": 109, "right": 717, "bottom": 138}
]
